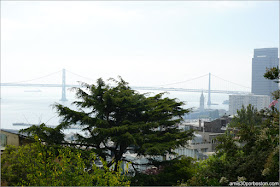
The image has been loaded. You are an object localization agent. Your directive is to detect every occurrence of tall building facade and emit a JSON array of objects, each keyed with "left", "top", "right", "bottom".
[
  {"left": 252, "top": 48, "right": 279, "bottom": 98},
  {"left": 229, "top": 94, "right": 270, "bottom": 115},
  {"left": 199, "top": 91, "right": 205, "bottom": 112}
]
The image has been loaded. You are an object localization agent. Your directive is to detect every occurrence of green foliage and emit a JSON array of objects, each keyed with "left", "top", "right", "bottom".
[
  {"left": 1, "top": 138, "right": 130, "bottom": 186},
  {"left": 186, "top": 155, "right": 224, "bottom": 186},
  {"left": 50, "top": 77, "right": 193, "bottom": 169},
  {"left": 20, "top": 123, "right": 65, "bottom": 145},
  {"left": 228, "top": 105, "right": 262, "bottom": 153},
  {"left": 264, "top": 66, "right": 280, "bottom": 100},
  {"left": 131, "top": 156, "right": 196, "bottom": 186},
  {"left": 264, "top": 66, "right": 280, "bottom": 83},
  {"left": 186, "top": 104, "right": 279, "bottom": 186}
]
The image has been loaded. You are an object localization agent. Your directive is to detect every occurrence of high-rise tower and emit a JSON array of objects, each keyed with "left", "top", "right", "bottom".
[
  {"left": 200, "top": 91, "right": 205, "bottom": 112},
  {"left": 252, "top": 48, "right": 279, "bottom": 98}
]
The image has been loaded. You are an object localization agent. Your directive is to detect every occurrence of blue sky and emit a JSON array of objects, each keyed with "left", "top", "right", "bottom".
[{"left": 1, "top": 1, "right": 279, "bottom": 90}]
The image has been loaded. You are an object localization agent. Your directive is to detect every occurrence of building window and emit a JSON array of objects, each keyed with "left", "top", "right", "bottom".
[{"left": 0, "top": 134, "right": 7, "bottom": 147}]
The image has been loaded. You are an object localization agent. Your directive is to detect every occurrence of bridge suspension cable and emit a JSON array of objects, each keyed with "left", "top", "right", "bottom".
[
  {"left": 156, "top": 73, "right": 209, "bottom": 87},
  {"left": 65, "top": 70, "right": 95, "bottom": 82},
  {"left": 4, "top": 70, "right": 62, "bottom": 84},
  {"left": 211, "top": 74, "right": 250, "bottom": 89}
]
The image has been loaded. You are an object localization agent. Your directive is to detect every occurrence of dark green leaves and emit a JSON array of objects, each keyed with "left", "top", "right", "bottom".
[
  {"left": 264, "top": 66, "right": 280, "bottom": 83},
  {"left": 53, "top": 77, "right": 193, "bottom": 168}
]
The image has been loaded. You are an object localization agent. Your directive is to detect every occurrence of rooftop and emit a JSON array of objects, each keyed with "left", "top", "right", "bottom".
[{"left": 1, "top": 129, "right": 28, "bottom": 137}]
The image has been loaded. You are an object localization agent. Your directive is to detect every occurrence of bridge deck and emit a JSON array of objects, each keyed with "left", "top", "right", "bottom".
[{"left": 1, "top": 83, "right": 250, "bottom": 94}]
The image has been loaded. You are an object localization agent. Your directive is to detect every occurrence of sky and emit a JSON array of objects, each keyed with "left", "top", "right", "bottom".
[{"left": 1, "top": 1, "right": 279, "bottom": 90}]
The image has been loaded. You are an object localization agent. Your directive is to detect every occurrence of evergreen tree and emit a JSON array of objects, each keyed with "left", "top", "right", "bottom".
[
  {"left": 264, "top": 66, "right": 280, "bottom": 100},
  {"left": 25, "top": 77, "right": 193, "bottom": 171},
  {"left": 20, "top": 123, "right": 65, "bottom": 145}
]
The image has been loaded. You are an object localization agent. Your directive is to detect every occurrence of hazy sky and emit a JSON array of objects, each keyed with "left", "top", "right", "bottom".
[{"left": 1, "top": 1, "right": 279, "bottom": 89}]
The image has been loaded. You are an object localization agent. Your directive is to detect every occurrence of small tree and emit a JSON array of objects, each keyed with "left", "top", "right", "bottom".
[
  {"left": 186, "top": 104, "right": 279, "bottom": 185},
  {"left": 1, "top": 138, "right": 130, "bottom": 186},
  {"left": 264, "top": 66, "right": 280, "bottom": 100},
  {"left": 185, "top": 67, "right": 280, "bottom": 185},
  {"left": 52, "top": 77, "right": 193, "bottom": 170},
  {"left": 130, "top": 156, "right": 196, "bottom": 186},
  {"left": 262, "top": 66, "right": 279, "bottom": 180}
]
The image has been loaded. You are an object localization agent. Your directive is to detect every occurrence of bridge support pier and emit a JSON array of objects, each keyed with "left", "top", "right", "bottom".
[
  {"left": 207, "top": 73, "right": 211, "bottom": 106},
  {"left": 60, "top": 69, "right": 67, "bottom": 101}
]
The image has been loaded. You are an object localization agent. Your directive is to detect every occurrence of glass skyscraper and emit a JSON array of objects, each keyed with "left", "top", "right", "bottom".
[{"left": 251, "top": 48, "right": 279, "bottom": 98}]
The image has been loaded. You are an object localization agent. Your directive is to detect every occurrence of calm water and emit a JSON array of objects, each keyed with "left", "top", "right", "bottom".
[{"left": 1, "top": 87, "right": 229, "bottom": 130}]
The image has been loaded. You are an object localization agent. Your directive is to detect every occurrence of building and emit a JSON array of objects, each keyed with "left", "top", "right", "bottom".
[
  {"left": 182, "top": 119, "right": 204, "bottom": 131},
  {"left": 229, "top": 94, "right": 270, "bottom": 115},
  {"left": 173, "top": 131, "right": 225, "bottom": 160},
  {"left": 0, "top": 129, "right": 31, "bottom": 152},
  {"left": 252, "top": 48, "right": 279, "bottom": 98},
  {"left": 174, "top": 133, "right": 212, "bottom": 160},
  {"left": 199, "top": 91, "right": 205, "bottom": 112},
  {"left": 204, "top": 115, "right": 232, "bottom": 133},
  {"left": 174, "top": 117, "right": 231, "bottom": 160},
  {"left": 122, "top": 117, "right": 230, "bottom": 170}
]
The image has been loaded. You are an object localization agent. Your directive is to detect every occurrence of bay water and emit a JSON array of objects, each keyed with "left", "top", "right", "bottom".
[{"left": 1, "top": 87, "right": 229, "bottom": 130}]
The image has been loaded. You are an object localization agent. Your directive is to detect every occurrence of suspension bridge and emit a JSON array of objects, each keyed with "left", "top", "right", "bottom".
[{"left": 0, "top": 69, "right": 251, "bottom": 105}]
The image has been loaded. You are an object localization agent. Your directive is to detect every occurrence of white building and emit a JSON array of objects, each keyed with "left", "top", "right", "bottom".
[
  {"left": 174, "top": 133, "right": 211, "bottom": 160},
  {"left": 172, "top": 121, "right": 225, "bottom": 160},
  {"left": 173, "top": 131, "right": 224, "bottom": 160},
  {"left": 229, "top": 94, "right": 270, "bottom": 115}
]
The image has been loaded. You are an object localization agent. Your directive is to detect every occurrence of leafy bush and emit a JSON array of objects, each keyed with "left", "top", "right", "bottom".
[
  {"left": 1, "top": 138, "right": 130, "bottom": 186},
  {"left": 131, "top": 156, "right": 196, "bottom": 186}
]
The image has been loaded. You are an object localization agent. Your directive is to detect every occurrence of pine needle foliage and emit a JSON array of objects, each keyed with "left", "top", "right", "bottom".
[{"left": 54, "top": 77, "right": 193, "bottom": 169}]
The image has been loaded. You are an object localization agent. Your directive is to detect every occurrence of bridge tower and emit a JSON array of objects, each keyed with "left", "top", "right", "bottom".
[
  {"left": 60, "top": 68, "right": 67, "bottom": 101},
  {"left": 207, "top": 72, "right": 211, "bottom": 106}
]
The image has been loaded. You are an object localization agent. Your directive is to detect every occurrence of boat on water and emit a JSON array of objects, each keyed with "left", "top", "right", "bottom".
[
  {"left": 13, "top": 123, "right": 82, "bottom": 130},
  {"left": 13, "top": 123, "right": 39, "bottom": 126}
]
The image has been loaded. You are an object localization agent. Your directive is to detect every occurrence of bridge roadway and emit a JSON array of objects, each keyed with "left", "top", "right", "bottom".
[{"left": 0, "top": 83, "right": 250, "bottom": 95}]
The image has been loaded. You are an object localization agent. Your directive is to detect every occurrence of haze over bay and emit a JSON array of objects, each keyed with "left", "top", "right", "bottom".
[{"left": 2, "top": 1, "right": 279, "bottom": 87}]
